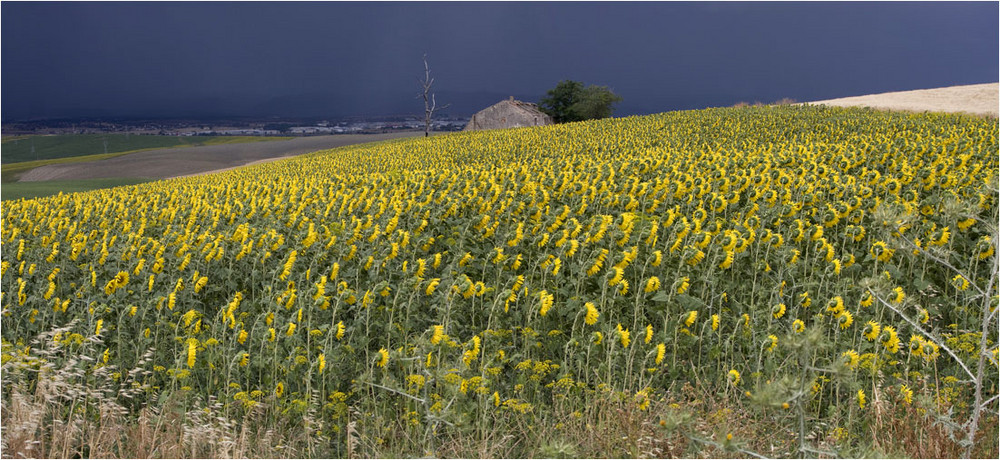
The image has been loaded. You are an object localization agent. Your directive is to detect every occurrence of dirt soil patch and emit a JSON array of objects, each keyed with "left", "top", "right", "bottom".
[
  {"left": 803, "top": 83, "right": 998, "bottom": 117},
  {"left": 16, "top": 132, "right": 424, "bottom": 182}
]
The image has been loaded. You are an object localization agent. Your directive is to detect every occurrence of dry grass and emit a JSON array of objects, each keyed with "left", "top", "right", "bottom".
[
  {"left": 869, "top": 387, "right": 1000, "bottom": 459},
  {"left": 4, "top": 379, "right": 997, "bottom": 458},
  {"left": 3, "top": 327, "right": 996, "bottom": 458},
  {"left": 0, "top": 381, "right": 319, "bottom": 458},
  {"left": 0, "top": 326, "right": 310, "bottom": 459}
]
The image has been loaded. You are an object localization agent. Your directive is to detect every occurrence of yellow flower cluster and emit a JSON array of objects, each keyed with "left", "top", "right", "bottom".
[{"left": 1, "top": 105, "right": 994, "bottom": 443}]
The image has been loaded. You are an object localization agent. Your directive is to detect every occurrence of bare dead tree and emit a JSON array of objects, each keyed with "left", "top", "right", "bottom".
[{"left": 418, "top": 54, "right": 449, "bottom": 137}]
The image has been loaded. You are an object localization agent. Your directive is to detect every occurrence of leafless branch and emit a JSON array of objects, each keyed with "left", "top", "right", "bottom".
[
  {"left": 418, "top": 54, "right": 449, "bottom": 137},
  {"left": 897, "top": 237, "right": 986, "bottom": 298},
  {"left": 359, "top": 380, "right": 426, "bottom": 404},
  {"left": 980, "top": 393, "right": 1000, "bottom": 411},
  {"left": 868, "top": 287, "right": 976, "bottom": 381}
]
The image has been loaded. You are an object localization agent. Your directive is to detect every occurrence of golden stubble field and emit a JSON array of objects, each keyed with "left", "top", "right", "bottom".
[{"left": 805, "top": 82, "right": 999, "bottom": 118}]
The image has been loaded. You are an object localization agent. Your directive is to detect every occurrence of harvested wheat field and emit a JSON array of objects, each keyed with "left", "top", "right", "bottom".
[{"left": 804, "top": 82, "right": 999, "bottom": 117}]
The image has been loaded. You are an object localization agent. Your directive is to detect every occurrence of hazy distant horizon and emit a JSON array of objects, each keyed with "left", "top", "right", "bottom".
[
  {"left": 3, "top": 2, "right": 997, "bottom": 122},
  {"left": 4, "top": 87, "right": 831, "bottom": 122}
]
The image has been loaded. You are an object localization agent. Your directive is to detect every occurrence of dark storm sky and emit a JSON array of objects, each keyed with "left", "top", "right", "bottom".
[{"left": 2, "top": 1, "right": 997, "bottom": 120}]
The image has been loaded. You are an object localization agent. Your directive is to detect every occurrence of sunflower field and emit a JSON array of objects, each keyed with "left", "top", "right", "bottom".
[{"left": 2, "top": 105, "right": 997, "bottom": 457}]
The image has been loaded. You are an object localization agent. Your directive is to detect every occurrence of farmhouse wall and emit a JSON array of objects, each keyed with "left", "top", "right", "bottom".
[{"left": 464, "top": 98, "right": 554, "bottom": 131}]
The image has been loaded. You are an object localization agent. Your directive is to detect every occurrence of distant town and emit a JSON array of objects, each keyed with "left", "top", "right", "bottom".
[{"left": 1, "top": 115, "right": 470, "bottom": 136}]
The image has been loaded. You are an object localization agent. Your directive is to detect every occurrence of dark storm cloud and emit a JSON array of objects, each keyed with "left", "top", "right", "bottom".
[{"left": 2, "top": 1, "right": 997, "bottom": 120}]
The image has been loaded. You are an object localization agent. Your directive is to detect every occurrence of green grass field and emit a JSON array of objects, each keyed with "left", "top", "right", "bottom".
[
  {"left": 1, "top": 134, "right": 289, "bottom": 164},
  {"left": 0, "top": 134, "right": 291, "bottom": 183},
  {"left": 0, "top": 177, "right": 152, "bottom": 201}
]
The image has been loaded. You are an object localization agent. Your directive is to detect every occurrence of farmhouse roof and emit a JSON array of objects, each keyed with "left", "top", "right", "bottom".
[{"left": 463, "top": 97, "right": 554, "bottom": 131}]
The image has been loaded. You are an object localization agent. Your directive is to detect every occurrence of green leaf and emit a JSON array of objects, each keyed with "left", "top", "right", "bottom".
[
  {"left": 651, "top": 291, "right": 671, "bottom": 303},
  {"left": 676, "top": 294, "right": 705, "bottom": 309}
]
